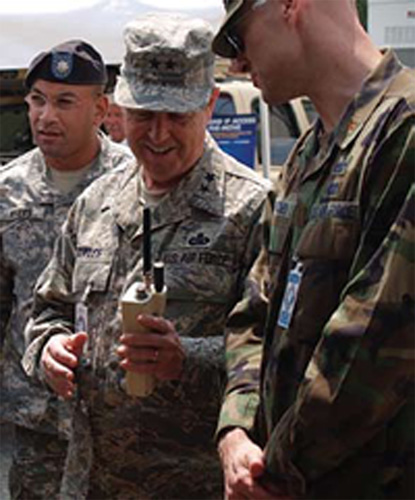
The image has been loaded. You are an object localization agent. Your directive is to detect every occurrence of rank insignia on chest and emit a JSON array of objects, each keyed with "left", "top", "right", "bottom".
[
  {"left": 275, "top": 200, "right": 290, "bottom": 217},
  {"left": 200, "top": 172, "right": 216, "bottom": 193},
  {"left": 347, "top": 119, "right": 358, "bottom": 135},
  {"left": 332, "top": 161, "right": 348, "bottom": 176},
  {"left": 326, "top": 181, "right": 340, "bottom": 198},
  {"left": 204, "top": 172, "right": 215, "bottom": 183}
]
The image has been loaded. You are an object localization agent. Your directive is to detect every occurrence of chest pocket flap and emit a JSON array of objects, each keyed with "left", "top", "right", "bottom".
[
  {"left": 296, "top": 201, "right": 360, "bottom": 260},
  {"left": 72, "top": 256, "right": 113, "bottom": 294}
]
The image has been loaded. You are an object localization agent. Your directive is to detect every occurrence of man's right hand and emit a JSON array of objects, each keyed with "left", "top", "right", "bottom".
[
  {"left": 219, "top": 427, "right": 294, "bottom": 499},
  {"left": 41, "top": 332, "right": 87, "bottom": 399},
  {"left": 218, "top": 427, "right": 268, "bottom": 499},
  {"left": 218, "top": 427, "right": 293, "bottom": 499}
]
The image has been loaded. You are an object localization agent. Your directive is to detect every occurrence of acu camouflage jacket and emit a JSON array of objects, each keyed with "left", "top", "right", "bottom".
[{"left": 0, "top": 134, "right": 133, "bottom": 432}]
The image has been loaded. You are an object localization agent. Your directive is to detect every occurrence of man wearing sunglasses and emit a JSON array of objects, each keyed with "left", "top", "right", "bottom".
[{"left": 212, "top": 1, "right": 414, "bottom": 499}]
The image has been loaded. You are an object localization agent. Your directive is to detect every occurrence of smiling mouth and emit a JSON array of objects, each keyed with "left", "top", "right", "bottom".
[{"left": 146, "top": 144, "right": 175, "bottom": 155}]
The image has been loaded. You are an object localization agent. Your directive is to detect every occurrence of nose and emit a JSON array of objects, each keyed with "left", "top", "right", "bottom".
[
  {"left": 38, "top": 101, "right": 59, "bottom": 123},
  {"left": 148, "top": 114, "right": 171, "bottom": 143}
]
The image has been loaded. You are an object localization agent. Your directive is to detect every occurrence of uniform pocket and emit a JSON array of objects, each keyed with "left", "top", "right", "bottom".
[
  {"left": 72, "top": 259, "right": 113, "bottom": 294},
  {"left": 163, "top": 249, "right": 236, "bottom": 304},
  {"left": 268, "top": 198, "right": 297, "bottom": 255},
  {"left": 162, "top": 248, "right": 238, "bottom": 338},
  {"left": 0, "top": 206, "right": 55, "bottom": 310},
  {"left": 296, "top": 202, "right": 360, "bottom": 261},
  {"left": 285, "top": 202, "right": 360, "bottom": 342}
]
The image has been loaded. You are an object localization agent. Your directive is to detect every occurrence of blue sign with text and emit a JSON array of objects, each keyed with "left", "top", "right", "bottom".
[{"left": 208, "top": 114, "right": 257, "bottom": 169}]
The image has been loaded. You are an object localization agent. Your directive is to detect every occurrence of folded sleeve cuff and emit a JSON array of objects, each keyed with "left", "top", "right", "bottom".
[{"left": 216, "top": 390, "right": 260, "bottom": 440}]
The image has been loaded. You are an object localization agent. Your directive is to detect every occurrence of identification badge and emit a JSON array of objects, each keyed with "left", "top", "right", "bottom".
[
  {"left": 277, "top": 260, "right": 303, "bottom": 329},
  {"left": 75, "top": 284, "right": 91, "bottom": 333},
  {"left": 75, "top": 302, "right": 88, "bottom": 333}
]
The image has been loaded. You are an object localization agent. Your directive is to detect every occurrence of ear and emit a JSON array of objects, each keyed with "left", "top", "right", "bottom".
[
  {"left": 229, "top": 57, "right": 251, "bottom": 75},
  {"left": 282, "top": 0, "right": 299, "bottom": 20},
  {"left": 94, "top": 93, "right": 109, "bottom": 127},
  {"left": 205, "top": 87, "right": 221, "bottom": 119}
]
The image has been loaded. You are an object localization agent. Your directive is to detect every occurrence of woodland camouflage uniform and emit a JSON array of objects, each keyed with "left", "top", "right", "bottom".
[{"left": 218, "top": 50, "right": 415, "bottom": 499}]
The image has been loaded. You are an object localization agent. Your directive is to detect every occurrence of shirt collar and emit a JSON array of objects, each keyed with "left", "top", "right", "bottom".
[
  {"left": 112, "top": 132, "right": 227, "bottom": 236},
  {"left": 335, "top": 49, "right": 404, "bottom": 149}
]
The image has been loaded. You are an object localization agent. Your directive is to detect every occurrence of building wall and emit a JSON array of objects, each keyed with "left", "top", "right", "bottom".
[{"left": 368, "top": 0, "right": 415, "bottom": 67}]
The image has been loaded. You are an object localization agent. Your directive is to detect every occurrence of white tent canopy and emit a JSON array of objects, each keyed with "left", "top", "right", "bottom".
[{"left": 0, "top": 0, "right": 225, "bottom": 70}]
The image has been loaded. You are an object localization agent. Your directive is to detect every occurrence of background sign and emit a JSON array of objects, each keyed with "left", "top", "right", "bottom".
[{"left": 208, "top": 114, "right": 257, "bottom": 169}]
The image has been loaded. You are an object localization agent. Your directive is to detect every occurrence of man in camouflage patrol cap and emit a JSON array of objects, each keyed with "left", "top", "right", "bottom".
[
  {"left": 22, "top": 13, "right": 271, "bottom": 499},
  {"left": 0, "top": 39, "right": 133, "bottom": 499},
  {"left": 211, "top": 0, "right": 415, "bottom": 499}
]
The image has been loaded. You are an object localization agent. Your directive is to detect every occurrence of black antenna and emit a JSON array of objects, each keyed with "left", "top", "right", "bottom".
[
  {"left": 143, "top": 207, "right": 152, "bottom": 285},
  {"left": 153, "top": 262, "right": 164, "bottom": 293}
]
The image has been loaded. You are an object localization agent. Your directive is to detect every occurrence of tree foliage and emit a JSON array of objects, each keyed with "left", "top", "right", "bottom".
[{"left": 357, "top": 0, "right": 368, "bottom": 30}]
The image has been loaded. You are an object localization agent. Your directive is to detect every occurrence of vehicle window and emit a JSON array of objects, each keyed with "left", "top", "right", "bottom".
[
  {"left": 252, "top": 98, "right": 301, "bottom": 166},
  {"left": 302, "top": 98, "right": 319, "bottom": 124},
  {"left": 214, "top": 92, "right": 237, "bottom": 116},
  {"left": 0, "top": 103, "right": 32, "bottom": 165},
  {"left": 270, "top": 103, "right": 301, "bottom": 138}
]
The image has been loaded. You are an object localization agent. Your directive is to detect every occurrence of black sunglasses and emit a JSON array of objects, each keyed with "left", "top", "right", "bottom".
[
  {"left": 224, "top": 0, "right": 266, "bottom": 57},
  {"left": 225, "top": 30, "right": 245, "bottom": 56}
]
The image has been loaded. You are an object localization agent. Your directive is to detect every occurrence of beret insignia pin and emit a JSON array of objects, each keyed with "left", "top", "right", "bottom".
[{"left": 51, "top": 52, "right": 73, "bottom": 80}]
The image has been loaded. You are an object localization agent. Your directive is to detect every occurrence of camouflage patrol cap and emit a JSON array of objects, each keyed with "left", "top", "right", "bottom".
[
  {"left": 212, "top": 0, "right": 246, "bottom": 58},
  {"left": 25, "top": 40, "right": 108, "bottom": 89},
  {"left": 114, "top": 13, "right": 215, "bottom": 113}
]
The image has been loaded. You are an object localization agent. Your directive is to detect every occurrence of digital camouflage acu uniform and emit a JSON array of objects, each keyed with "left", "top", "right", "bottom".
[
  {"left": 0, "top": 133, "right": 133, "bottom": 499},
  {"left": 23, "top": 133, "right": 271, "bottom": 499},
  {"left": 218, "top": 50, "right": 415, "bottom": 499}
]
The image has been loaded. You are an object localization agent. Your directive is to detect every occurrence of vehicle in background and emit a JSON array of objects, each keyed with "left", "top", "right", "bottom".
[
  {"left": 0, "top": 66, "right": 124, "bottom": 166},
  {"left": 215, "top": 78, "right": 316, "bottom": 182},
  {"left": 0, "top": 69, "right": 32, "bottom": 165},
  {"left": 0, "top": 67, "right": 315, "bottom": 175}
]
